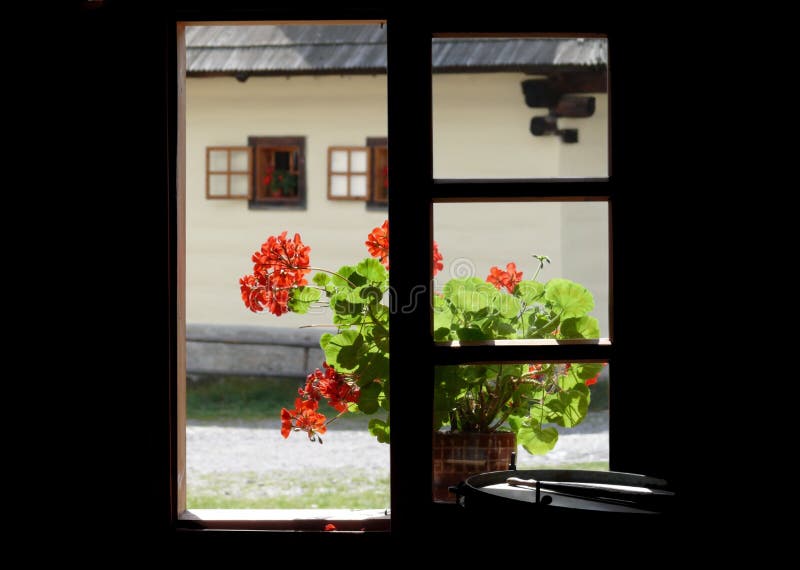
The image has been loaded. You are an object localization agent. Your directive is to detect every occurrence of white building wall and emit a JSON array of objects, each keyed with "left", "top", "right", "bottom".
[{"left": 187, "top": 73, "right": 609, "bottom": 335}]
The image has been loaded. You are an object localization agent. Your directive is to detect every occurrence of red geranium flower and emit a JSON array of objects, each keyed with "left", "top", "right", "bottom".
[
  {"left": 324, "top": 523, "right": 337, "bottom": 531},
  {"left": 366, "top": 220, "right": 390, "bottom": 269},
  {"left": 432, "top": 241, "right": 443, "bottom": 277},
  {"left": 585, "top": 375, "right": 598, "bottom": 386},
  {"left": 300, "top": 363, "right": 360, "bottom": 413},
  {"left": 252, "top": 230, "right": 311, "bottom": 287},
  {"left": 366, "top": 220, "right": 445, "bottom": 276},
  {"left": 280, "top": 398, "right": 327, "bottom": 441},
  {"left": 486, "top": 262, "right": 523, "bottom": 293}
]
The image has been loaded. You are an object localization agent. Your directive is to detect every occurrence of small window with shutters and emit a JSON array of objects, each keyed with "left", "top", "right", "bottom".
[
  {"left": 206, "top": 147, "right": 252, "bottom": 199},
  {"left": 327, "top": 146, "right": 371, "bottom": 200},
  {"left": 249, "top": 136, "right": 306, "bottom": 209},
  {"left": 367, "top": 137, "right": 388, "bottom": 206}
]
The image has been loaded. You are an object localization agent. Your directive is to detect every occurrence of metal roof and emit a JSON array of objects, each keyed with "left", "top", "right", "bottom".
[{"left": 186, "top": 25, "right": 607, "bottom": 76}]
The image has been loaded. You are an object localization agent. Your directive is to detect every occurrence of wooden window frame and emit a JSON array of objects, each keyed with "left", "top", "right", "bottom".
[
  {"left": 367, "top": 137, "right": 388, "bottom": 207},
  {"left": 327, "top": 146, "right": 372, "bottom": 201},
  {"left": 166, "top": 16, "right": 666, "bottom": 539},
  {"left": 248, "top": 136, "right": 307, "bottom": 209},
  {"left": 205, "top": 146, "right": 252, "bottom": 199}
]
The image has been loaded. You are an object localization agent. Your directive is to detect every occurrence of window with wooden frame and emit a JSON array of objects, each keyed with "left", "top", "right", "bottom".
[
  {"left": 206, "top": 146, "right": 252, "bottom": 199},
  {"left": 170, "top": 18, "right": 656, "bottom": 538},
  {"left": 249, "top": 136, "right": 306, "bottom": 208},
  {"left": 327, "top": 146, "right": 371, "bottom": 200},
  {"left": 367, "top": 137, "right": 388, "bottom": 206}
]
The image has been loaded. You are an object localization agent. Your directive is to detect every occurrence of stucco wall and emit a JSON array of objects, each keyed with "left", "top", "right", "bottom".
[{"left": 186, "top": 73, "right": 609, "bottom": 335}]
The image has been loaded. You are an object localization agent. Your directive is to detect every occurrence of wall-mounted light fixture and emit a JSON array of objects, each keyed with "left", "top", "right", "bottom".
[{"left": 521, "top": 79, "right": 595, "bottom": 144}]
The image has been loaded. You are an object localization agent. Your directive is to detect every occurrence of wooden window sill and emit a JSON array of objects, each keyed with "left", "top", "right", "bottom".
[{"left": 178, "top": 509, "right": 390, "bottom": 531}]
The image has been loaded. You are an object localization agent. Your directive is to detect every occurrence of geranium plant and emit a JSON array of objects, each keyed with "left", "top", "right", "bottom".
[{"left": 239, "top": 220, "right": 601, "bottom": 454}]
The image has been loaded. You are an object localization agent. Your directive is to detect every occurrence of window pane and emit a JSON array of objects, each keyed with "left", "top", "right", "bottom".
[
  {"left": 350, "top": 175, "right": 368, "bottom": 197},
  {"left": 432, "top": 36, "right": 608, "bottom": 179},
  {"left": 331, "top": 150, "right": 349, "bottom": 173},
  {"left": 185, "top": 23, "right": 389, "bottom": 514},
  {"left": 350, "top": 150, "right": 368, "bottom": 173},
  {"left": 230, "top": 174, "right": 249, "bottom": 197},
  {"left": 230, "top": 150, "right": 249, "bottom": 172},
  {"left": 208, "top": 174, "right": 228, "bottom": 196},
  {"left": 433, "top": 362, "right": 609, "bottom": 502},
  {"left": 209, "top": 150, "right": 228, "bottom": 172},
  {"left": 330, "top": 174, "right": 349, "bottom": 197},
  {"left": 433, "top": 201, "right": 609, "bottom": 339}
]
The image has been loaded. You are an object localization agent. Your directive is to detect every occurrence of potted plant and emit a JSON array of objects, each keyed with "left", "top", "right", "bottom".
[{"left": 238, "top": 220, "right": 602, "bottom": 501}]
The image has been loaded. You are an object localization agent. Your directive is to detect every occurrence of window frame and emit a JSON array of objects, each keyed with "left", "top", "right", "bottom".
[
  {"left": 327, "top": 145, "right": 372, "bottom": 201},
  {"left": 367, "top": 136, "right": 389, "bottom": 207},
  {"left": 247, "top": 136, "right": 307, "bottom": 209},
  {"left": 169, "top": 18, "right": 637, "bottom": 537},
  {"left": 205, "top": 146, "right": 253, "bottom": 199}
]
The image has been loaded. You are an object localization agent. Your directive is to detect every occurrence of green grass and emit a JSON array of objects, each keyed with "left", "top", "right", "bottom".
[
  {"left": 187, "top": 375, "right": 309, "bottom": 421},
  {"left": 187, "top": 469, "right": 390, "bottom": 509},
  {"left": 187, "top": 461, "right": 610, "bottom": 509}
]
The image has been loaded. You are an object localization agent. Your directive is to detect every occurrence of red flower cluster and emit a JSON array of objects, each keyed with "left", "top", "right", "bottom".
[
  {"left": 365, "top": 220, "right": 389, "bottom": 269},
  {"left": 487, "top": 262, "right": 523, "bottom": 293},
  {"left": 239, "top": 231, "right": 311, "bottom": 315},
  {"left": 280, "top": 398, "right": 327, "bottom": 441},
  {"left": 299, "top": 363, "right": 360, "bottom": 413},
  {"left": 365, "top": 219, "right": 443, "bottom": 276}
]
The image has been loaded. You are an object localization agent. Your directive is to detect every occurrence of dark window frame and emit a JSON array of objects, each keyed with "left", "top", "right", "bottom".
[
  {"left": 160, "top": 13, "right": 674, "bottom": 540},
  {"left": 247, "top": 136, "right": 307, "bottom": 210}
]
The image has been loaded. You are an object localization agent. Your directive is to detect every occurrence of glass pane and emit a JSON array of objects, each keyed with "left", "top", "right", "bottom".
[
  {"left": 230, "top": 174, "right": 248, "bottom": 197},
  {"left": 350, "top": 174, "right": 368, "bottom": 197},
  {"left": 209, "top": 150, "right": 228, "bottom": 172},
  {"left": 208, "top": 174, "right": 228, "bottom": 196},
  {"left": 330, "top": 174, "right": 349, "bottom": 197},
  {"left": 350, "top": 150, "right": 368, "bottom": 173},
  {"left": 331, "top": 150, "right": 349, "bottom": 173},
  {"left": 434, "top": 202, "right": 608, "bottom": 339},
  {"left": 433, "top": 362, "right": 609, "bottom": 503},
  {"left": 432, "top": 36, "right": 608, "bottom": 179},
  {"left": 185, "top": 23, "right": 389, "bottom": 515},
  {"left": 230, "top": 150, "right": 249, "bottom": 172}
]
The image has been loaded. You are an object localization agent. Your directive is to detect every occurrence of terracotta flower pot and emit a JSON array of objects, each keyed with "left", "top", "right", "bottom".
[{"left": 432, "top": 431, "right": 517, "bottom": 502}]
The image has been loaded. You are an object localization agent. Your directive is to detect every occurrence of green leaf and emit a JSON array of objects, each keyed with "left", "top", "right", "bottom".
[
  {"left": 433, "top": 295, "right": 453, "bottom": 332},
  {"left": 356, "top": 258, "right": 388, "bottom": 285},
  {"left": 550, "top": 386, "right": 589, "bottom": 428},
  {"left": 287, "top": 286, "right": 321, "bottom": 314},
  {"left": 493, "top": 290, "right": 522, "bottom": 319},
  {"left": 434, "top": 327, "right": 452, "bottom": 341},
  {"left": 368, "top": 418, "right": 390, "bottom": 443},
  {"left": 312, "top": 273, "right": 330, "bottom": 287},
  {"left": 507, "top": 415, "right": 525, "bottom": 433},
  {"left": 356, "top": 382, "right": 382, "bottom": 414},
  {"left": 572, "top": 362, "right": 604, "bottom": 381},
  {"left": 516, "top": 280, "right": 545, "bottom": 304},
  {"left": 544, "top": 278, "right": 595, "bottom": 319},
  {"left": 332, "top": 265, "right": 366, "bottom": 289},
  {"left": 444, "top": 277, "right": 496, "bottom": 314},
  {"left": 560, "top": 316, "right": 600, "bottom": 339},
  {"left": 517, "top": 425, "right": 559, "bottom": 455},
  {"left": 330, "top": 290, "right": 365, "bottom": 323},
  {"left": 323, "top": 330, "right": 364, "bottom": 373},
  {"left": 319, "top": 333, "right": 333, "bottom": 351},
  {"left": 357, "top": 285, "right": 384, "bottom": 305},
  {"left": 356, "top": 351, "right": 389, "bottom": 385},
  {"left": 456, "top": 327, "right": 490, "bottom": 341}
]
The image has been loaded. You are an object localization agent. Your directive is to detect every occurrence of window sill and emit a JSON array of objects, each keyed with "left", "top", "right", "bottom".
[{"left": 178, "top": 509, "right": 390, "bottom": 531}]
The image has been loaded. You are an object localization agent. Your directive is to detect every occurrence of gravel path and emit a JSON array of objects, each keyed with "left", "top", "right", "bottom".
[{"left": 187, "top": 412, "right": 608, "bottom": 477}]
